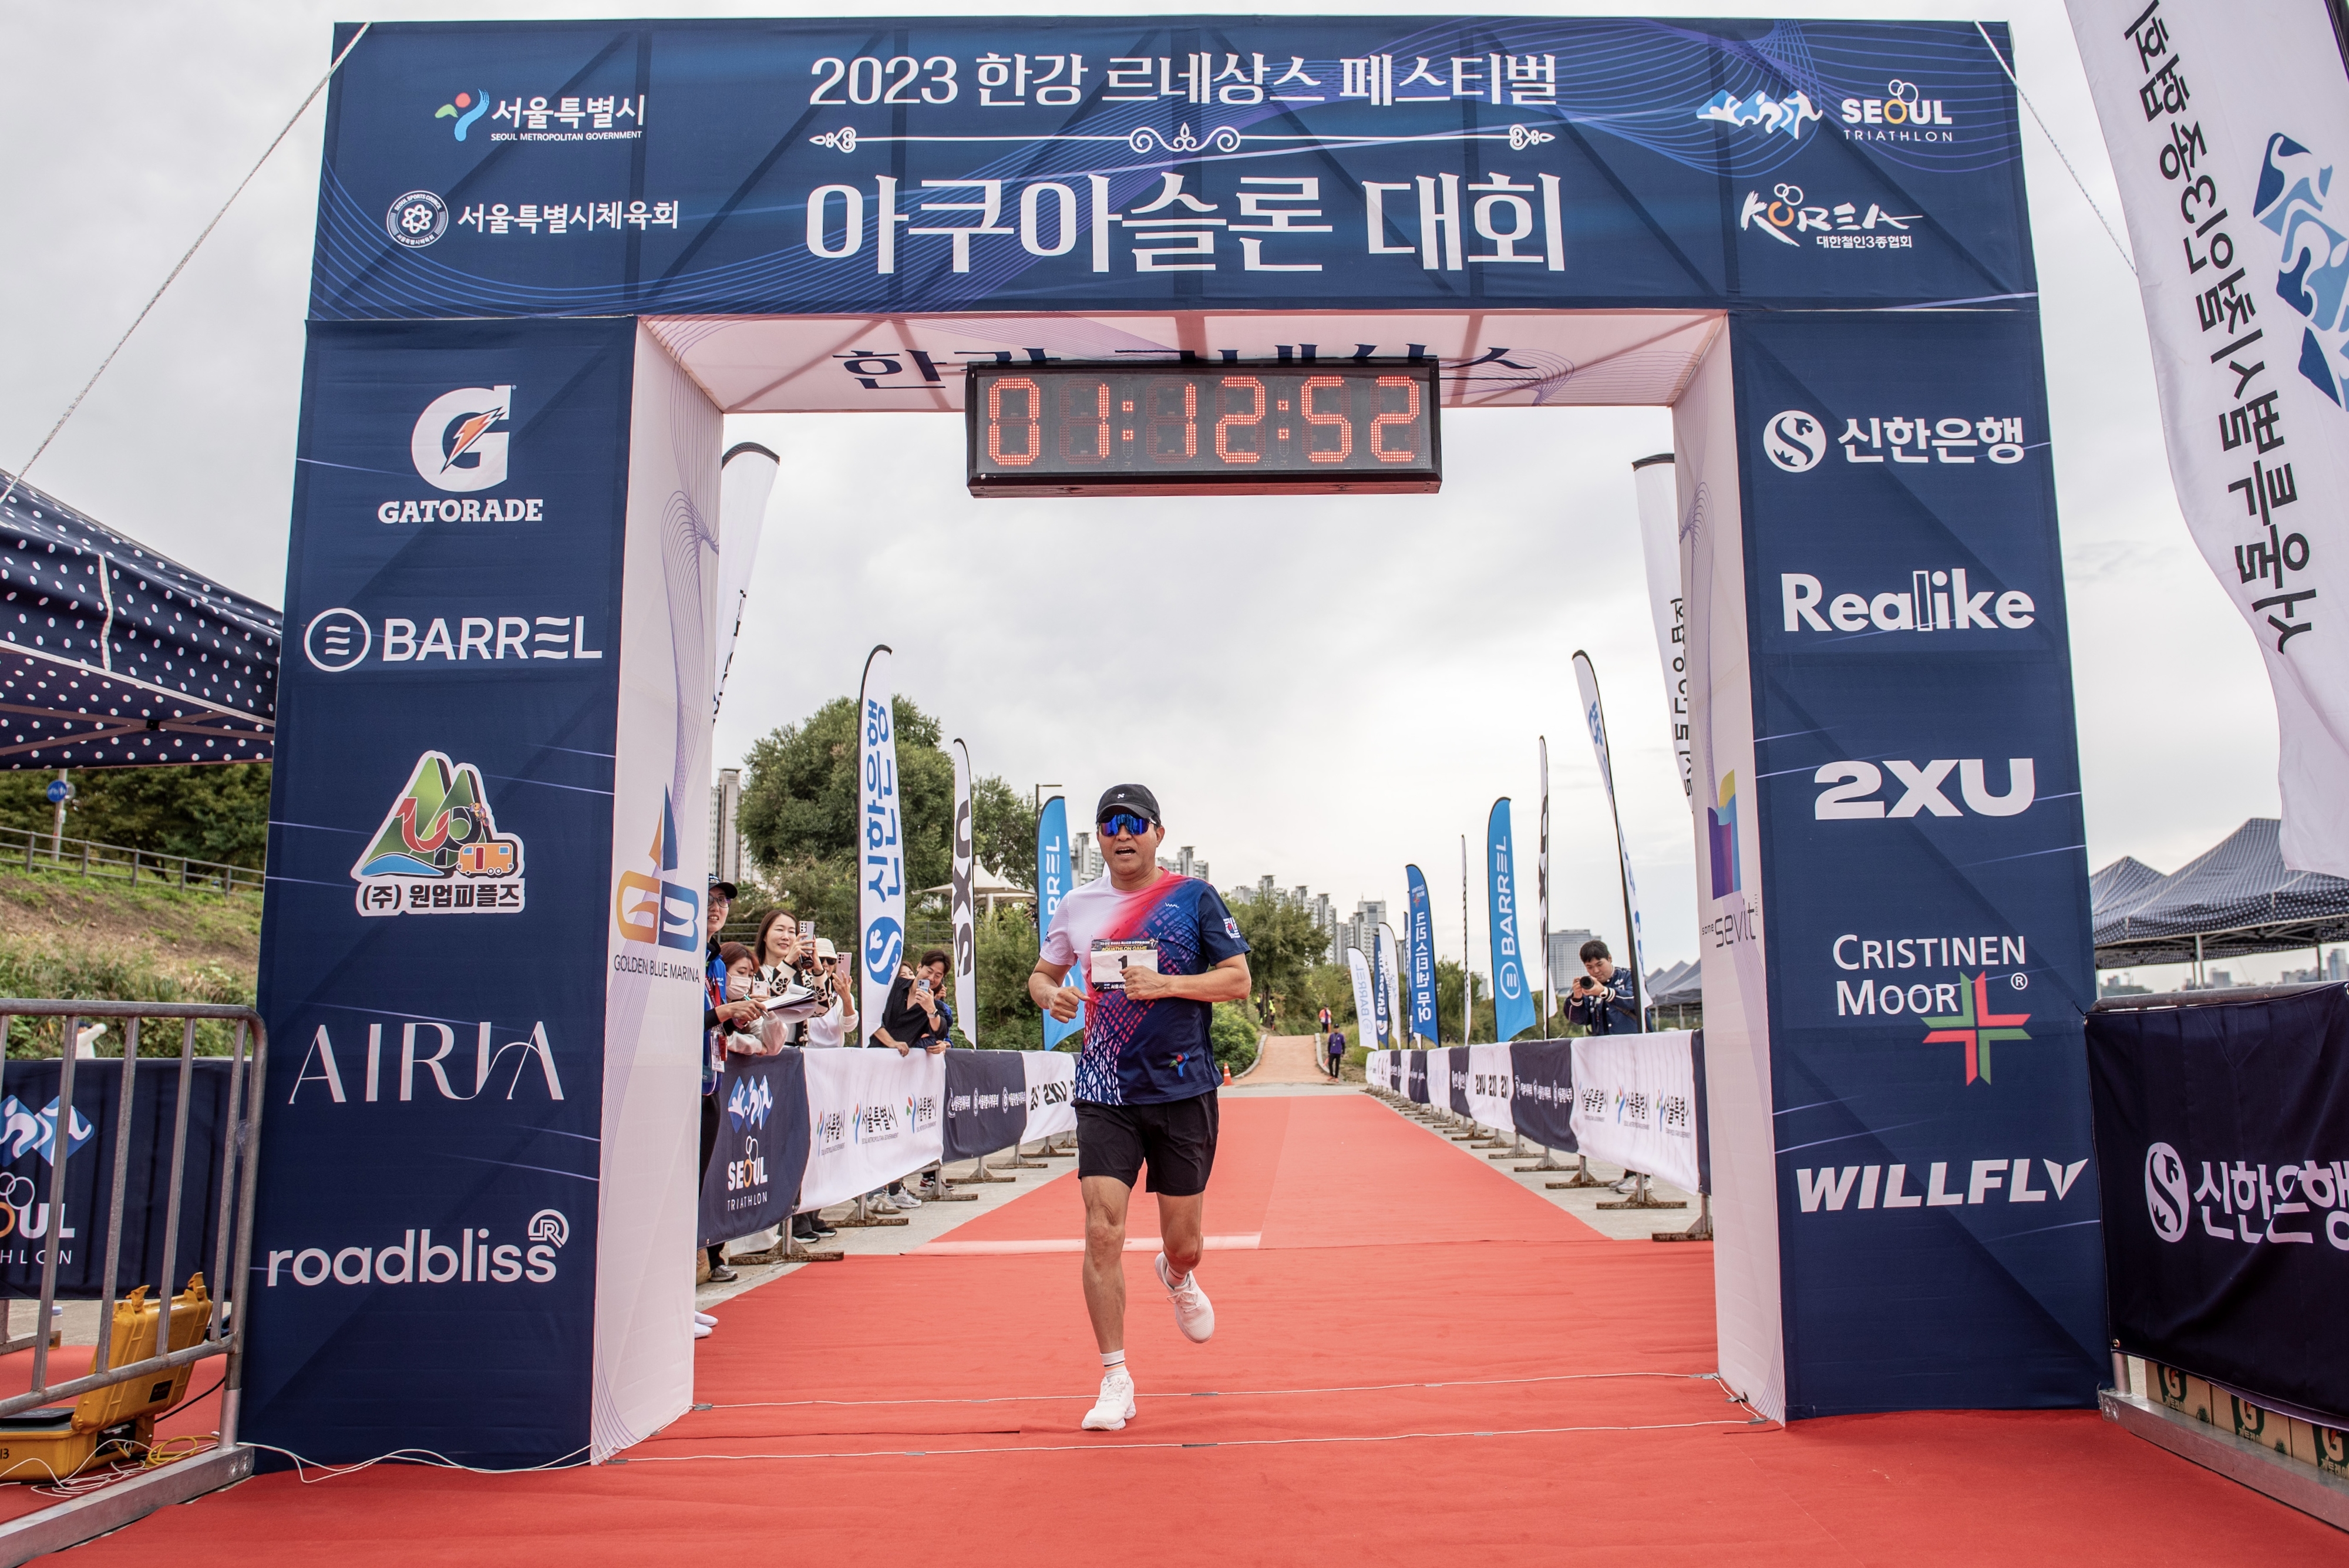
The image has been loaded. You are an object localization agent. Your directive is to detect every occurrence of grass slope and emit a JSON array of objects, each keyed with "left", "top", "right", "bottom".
[{"left": 0, "top": 865, "right": 259, "bottom": 1055}]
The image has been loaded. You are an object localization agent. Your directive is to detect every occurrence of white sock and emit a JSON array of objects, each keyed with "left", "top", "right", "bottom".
[{"left": 1101, "top": 1350, "right": 1126, "bottom": 1375}]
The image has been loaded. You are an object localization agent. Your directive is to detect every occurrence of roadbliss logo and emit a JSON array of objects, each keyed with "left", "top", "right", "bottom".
[
  {"left": 264, "top": 1207, "right": 569, "bottom": 1287},
  {"left": 351, "top": 752, "right": 526, "bottom": 917}
]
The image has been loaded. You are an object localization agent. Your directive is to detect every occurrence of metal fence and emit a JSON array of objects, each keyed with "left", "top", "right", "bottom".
[
  {"left": 0, "top": 998, "right": 266, "bottom": 1565},
  {"left": 0, "top": 824, "right": 261, "bottom": 898}
]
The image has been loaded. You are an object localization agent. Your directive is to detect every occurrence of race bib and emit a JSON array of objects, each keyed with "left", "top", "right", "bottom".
[{"left": 1089, "top": 939, "right": 1160, "bottom": 988}]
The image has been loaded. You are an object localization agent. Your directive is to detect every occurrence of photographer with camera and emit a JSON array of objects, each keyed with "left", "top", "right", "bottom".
[{"left": 1564, "top": 937, "right": 1647, "bottom": 1192}]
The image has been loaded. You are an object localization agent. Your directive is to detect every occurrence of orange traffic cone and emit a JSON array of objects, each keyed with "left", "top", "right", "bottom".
[{"left": 1222, "top": 1062, "right": 1233, "bottom": 1086}]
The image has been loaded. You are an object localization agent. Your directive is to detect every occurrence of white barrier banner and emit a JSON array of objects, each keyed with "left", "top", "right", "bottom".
[
  {"left": 1023, "top": 1049, "right": 1076, "bottom": 1140},
  {"left": 1466, "top": 1042, "right": 1516, "bottom": 1130},
  {"left": 1569, "top": 1029, "right": 1701, "bottom": 1193},
  {"left": 800, "top": 1048, "right": 945, "bottom": 1213}
]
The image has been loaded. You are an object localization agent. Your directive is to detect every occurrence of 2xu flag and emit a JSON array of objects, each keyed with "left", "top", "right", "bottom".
[
  {"left": 1573, "top": 652, "right": 1649, "bottom": 1005},
  {"left": 1405, "top": 865, "right": 1439, "bottom": 1042},
  {"left": 2068, "top": 0, "right": 2349, "bottom": 875},
  {"left": 1347, "top": 947, "right": 1381, "bottom": 1051},
  {"left": 951, "top": 739, "right": 977, "bottom": 1044},
  {"left": 1036, "top": 795, "right": 1082, "bottom": 1050},
  {"left": 2088, "top": 985, "right": 2349, "bottom": 1427},
  {"left": 1485, "top": 799, "right": 1537, "bottom": 1042},
  {"left": 857, "top": 645, "right": 904, "bottom": 1039}
]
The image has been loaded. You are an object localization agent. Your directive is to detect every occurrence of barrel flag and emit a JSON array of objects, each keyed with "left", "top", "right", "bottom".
[{"left": 1486, "top": 799, "right": 1536, "bottom": 1042}]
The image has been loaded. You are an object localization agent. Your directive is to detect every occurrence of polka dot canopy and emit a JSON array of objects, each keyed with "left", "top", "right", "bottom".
[{"left": 0, "top": 470, "right": 278, "bottom": 769}]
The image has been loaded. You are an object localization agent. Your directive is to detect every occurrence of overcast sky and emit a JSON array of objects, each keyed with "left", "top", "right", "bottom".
[{"left": 0, "top": 2, "right": 2291, "bottom": 989}]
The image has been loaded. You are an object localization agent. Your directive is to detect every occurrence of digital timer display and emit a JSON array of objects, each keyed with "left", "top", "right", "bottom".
[{"left": 965, "top": 362, "right": 1441, "bottom": 497}]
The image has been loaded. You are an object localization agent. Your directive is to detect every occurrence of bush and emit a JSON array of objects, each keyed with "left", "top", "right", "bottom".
[{"left": 1209, "top": 1002, "right": 1258, "bottom": 1068}]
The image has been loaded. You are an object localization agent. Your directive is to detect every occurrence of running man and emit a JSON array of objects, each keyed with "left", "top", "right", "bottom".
[{"left": 1028, "top": 784, "right": 1251, "bottom": 1433}]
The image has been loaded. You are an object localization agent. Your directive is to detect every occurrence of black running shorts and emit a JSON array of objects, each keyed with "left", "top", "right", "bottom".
[{"left": 1075, "top": 1092, "right": 1219, "bottom": 1196}]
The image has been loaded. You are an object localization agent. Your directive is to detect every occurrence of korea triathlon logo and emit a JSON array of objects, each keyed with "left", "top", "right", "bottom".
[
  {"left": 386, "top": 190, "right": 449, "bottom": 249},
  {"left": 351, "top": 751, "right": 526, "bottom": 917},
  {"left": 1763, "top": 410, "right": 1828, "bottom": 472},
  {"left": 1920, "top": 974, "right": 2030, "bottom": 1085},
  {"left": 412, "top": 385, "right": 511, "bottom": 494}
]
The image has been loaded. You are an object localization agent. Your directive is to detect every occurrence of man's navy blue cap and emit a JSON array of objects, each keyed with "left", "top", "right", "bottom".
[{"left": 1095, "top": 783, "right": 1161, "bottom": 825}]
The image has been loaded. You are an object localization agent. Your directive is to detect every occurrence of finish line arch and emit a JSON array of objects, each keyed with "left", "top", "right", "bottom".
[{"left": 253, "top": 15, "right": 2098, "bottom": 1464}]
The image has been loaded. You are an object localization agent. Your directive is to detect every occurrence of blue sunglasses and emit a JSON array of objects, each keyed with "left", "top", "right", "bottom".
[{"left": 1098, "top": 813, "right": 1154, "bottom": 839}]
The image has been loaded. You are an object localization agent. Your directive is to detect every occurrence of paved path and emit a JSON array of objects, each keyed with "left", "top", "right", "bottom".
[{"left": 1240, "top": 1031, "right": 1331, "bottom": 1084}]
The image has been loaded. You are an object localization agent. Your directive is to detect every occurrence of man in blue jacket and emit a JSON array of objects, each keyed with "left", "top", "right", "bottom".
[{"left": 1564, "top": 938, "right": 1645, "bottom": 1194}]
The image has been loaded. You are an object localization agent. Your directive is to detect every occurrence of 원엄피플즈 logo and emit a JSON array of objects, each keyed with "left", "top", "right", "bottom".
[{"left": 352, "top": 752, "right": 526, "bottom": 917}]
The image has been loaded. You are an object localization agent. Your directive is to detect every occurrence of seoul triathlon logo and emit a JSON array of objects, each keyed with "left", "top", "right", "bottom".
[{"left": 386, "top": 190, "right": 449, "bottom": 249}]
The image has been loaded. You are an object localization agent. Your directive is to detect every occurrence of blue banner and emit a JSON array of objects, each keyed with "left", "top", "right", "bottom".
[
  {"left": 1405, "top": 865, "right": 1438, "bottom": 1044},
  {"left": 698, "top": 1052, "right": 808, "bottom": 1247},
  {"left": 252, "top": 318, "right": 634, "bottom": 1465},
  {"left": 1736, "top": 306, "right": 2101, "bottom": 1414},
  {"left": 1368, "top": 921, "right": 1392, "bottom": 1047},
  {"left": 316, "top": 19, "right": 2027, "bottom": 326},
  {"left": 1486, "top": 799, "right": 1536, "bottom": 1042},
  {"left": 1037, "top": 796, "right": 1083, "bottom": 1049}
]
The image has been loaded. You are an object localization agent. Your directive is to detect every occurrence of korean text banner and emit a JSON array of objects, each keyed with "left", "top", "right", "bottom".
[
  {"left": 857, "top": 646, "right": 904, "bottom": 1040},
  {"left": 317, "top": 18, "right": 2030, "bottom": 324},
  {"left": 251, "top": 318, "right": 632, "bottom": 1468},
  {"left": 1405, "top": 864, "right": 1438, "bottom": 1043},
  {"left": 2088, "top": 986, "right": 2349, "bottom": 1429},
  {"left": 799, "top": 1049, "right": 945, "bottom": 1213},
  {"left": 1734, "top": 307, "right": 2103, "bottom": 1415},
  {"left": 2067, "top": 0, "right": 2349, "bottom": 877},
  {"left": 1486, "top": 799, "right": 1536, "bottom": 1042}
]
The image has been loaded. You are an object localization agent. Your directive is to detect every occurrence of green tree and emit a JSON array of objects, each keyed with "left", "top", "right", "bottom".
[
  {"left": 1435, "top": 958, "right": 1497, "bottom": 1042},
  {"left": 1209, "top": 1001, "right": 1258, "bottom": 1068},
  {"left": 971, "top": 905, "right": 1044, "bottom": 1049},
  {"left": 0, "top": 763, "right": 272, "bottom": 869},
  {"left": 738, "top": 694, "right": 1031, "bottom": 950},
  {"left": 1298, "top": 963, "right": 1356, "bottom": 1029},
  {"left": 1229, "top": 895, "right": 1328, "bottom": 1028},
  {"left": 971, "top": 774, "right": 1036, "bottom": 890}
]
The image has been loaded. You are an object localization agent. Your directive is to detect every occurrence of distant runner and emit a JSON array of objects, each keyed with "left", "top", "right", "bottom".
[
  {"left": 1325, "top": 1027, "right": 1347, "bottom": 1078},
  {"left": 1028, "top": 783, "right": 1252, "bottom": 1433}
]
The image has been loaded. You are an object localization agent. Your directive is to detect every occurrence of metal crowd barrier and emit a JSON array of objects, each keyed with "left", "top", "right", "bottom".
[{"left": 0, "top": 999, "right": 267, "bottom": 1567}]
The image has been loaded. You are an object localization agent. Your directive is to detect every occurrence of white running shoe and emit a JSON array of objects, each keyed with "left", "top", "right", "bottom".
[
  {"left": 693, "top": 1311, "right": 717, "bottom": 1327},
  {"left": 1155, "top": 1252, "right": 1215, "bottom": 1344},
  {"left": 1081, "top": 1368, "right": 1136, "bottom": 1431},
  {"left": 693, "top": 1321, "right": 714, "bottom": 1340},
  {"left": 891, "top": 1190, "right": 922, "bottom": 1210}
]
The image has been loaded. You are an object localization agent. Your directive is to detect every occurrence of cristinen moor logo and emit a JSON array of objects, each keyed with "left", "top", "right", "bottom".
[
  {"left": 352, "top": 752, "right": 526, "bottom": 917},
  {"left": 1921, "top": 973, "right": 2030, "bottom": 1085},
  {"left": 437, "top": 89, "right": 489, "bottom": 140}
]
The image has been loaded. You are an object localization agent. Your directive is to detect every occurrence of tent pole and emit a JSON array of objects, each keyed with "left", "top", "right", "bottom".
[{"left": 2193, "top": 932, "right": 2203, "bottom": 989}]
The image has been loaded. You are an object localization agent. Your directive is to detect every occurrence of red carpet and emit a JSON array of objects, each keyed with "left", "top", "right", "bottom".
[{"left": 51, "top": 1093, "right": 2345, "bottom": 1563}]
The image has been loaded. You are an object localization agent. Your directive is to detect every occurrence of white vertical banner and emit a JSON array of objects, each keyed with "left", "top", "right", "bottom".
[
  {"left": 857, "top": 645, "right": 904, "bottom": 1040},
  {"left": 2067, "top": 0, "right": 2349, "bottom": 874},
  {"left": 950, "top": 739, "right": 977, "bottom": 1045},
  {"left": 1347, "top": 945, "right": 1379, "bottom": 1045},
  {"left": 1537, "top": 735, "right": 1552, "bottom": 1025},
  {"left": 1632, "top": 452, "right": 1693, "bottom": 807},
  {"left": 1570, "top": 651, "right": 1648, "bottom": 1011},
  {"left": 1376, "top": 923, "right": 1403, "bottom": 1051},
  {"left": 711, "top": 442, "right": 778, "bottom": 718}
]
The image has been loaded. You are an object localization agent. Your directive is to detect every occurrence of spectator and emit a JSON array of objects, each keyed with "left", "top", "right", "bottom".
[
  {"left": 752, "top": 912, "right": 844, "bottom": 1246},
  {"left": 700, "top": 878, "right": 756, "bottom": 1298},
  {"left": 1564, "top": 937, "right": 1645, "bottom": 1193},
  {"left": 868, "top": 948, "right": 953, "bottom": 1210},
  {"left": 1325, "top": 1027, "right": 1346, "bottom": 1078},
  {"left": 802, "top": 938, "right": 859, "bottom": 1048}
]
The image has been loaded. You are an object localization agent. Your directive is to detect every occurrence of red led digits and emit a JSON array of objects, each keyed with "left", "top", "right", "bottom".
[
  {"left": 1145, "top": 378, "right": 1197, "bottom": 462},
  {"left": 1059, "top": 379, "right": 1109, "bottom": 465},
  {"left": 987, "top": 377, "right": 1039, "bottom": 467},
  {"left": 1300, "top": 376, "right": 1352, "bottom": 463},
  {"left": 1214, "top": 376, "right": 1265, "bottom": 464},
  {"left": 1371, "top": 375, "right": 1420, "bottom": 463}
]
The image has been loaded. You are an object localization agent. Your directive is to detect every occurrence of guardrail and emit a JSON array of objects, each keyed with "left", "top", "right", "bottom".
[
  {"left": 0, "top": 999, "right": 267, "bottom": 1566},
  {"left": 0, "top": 825, "right": 261, "bottom": 898}
]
